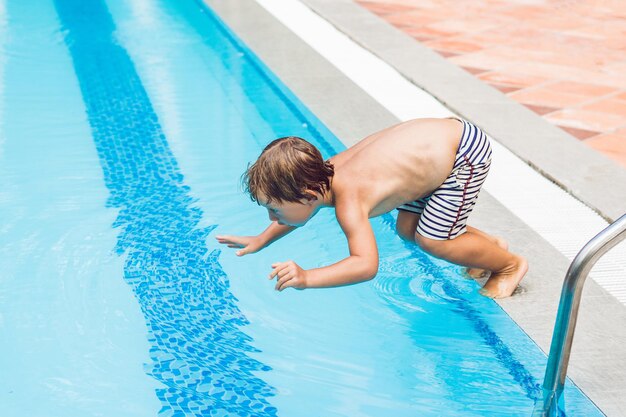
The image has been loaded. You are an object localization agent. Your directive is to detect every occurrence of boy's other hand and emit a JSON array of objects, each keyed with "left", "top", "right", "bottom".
[
  {"left": 215, "top": 235, "right": 264, "bottom": 256},
  {"left": 269, "top": 260, "right": 308, "bottom": 291}
]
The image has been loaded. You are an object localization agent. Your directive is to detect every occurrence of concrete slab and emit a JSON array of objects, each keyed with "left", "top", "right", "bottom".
[{"left": 204, "top": 0, "right": 626, "bottom": 414}]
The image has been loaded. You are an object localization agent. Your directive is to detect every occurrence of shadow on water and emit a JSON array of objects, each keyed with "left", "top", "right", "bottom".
[{"left": 52, "top": 0, "right": 276, "bottom": 415}]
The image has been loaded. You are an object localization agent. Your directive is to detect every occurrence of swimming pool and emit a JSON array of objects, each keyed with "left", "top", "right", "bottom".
[{"left": 0, "top": 0, "right": 604, "bottom": 415}]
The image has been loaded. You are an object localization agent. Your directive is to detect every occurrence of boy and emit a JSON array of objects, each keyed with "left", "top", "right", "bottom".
[{"left": 216, "top": 117, "right": 528, "bottom": 298}]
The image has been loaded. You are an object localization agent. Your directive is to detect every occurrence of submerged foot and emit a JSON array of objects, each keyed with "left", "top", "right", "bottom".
[
  {"left": 479, "top": 256, "right": 528, "bottom": 299},
  {"left": 465, "top": 237, "right": 509, "bottom": 279}
]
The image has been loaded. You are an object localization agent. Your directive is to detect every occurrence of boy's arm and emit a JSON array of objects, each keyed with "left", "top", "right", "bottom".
[
  {"left": 216, "top": 221, "right": 296, "bottom": 256},
  {"left": 303, "top": 205, "right": 378, "bottom": 288},
  {"left": 258, "top": 221, "right": 298, "bottom": 247}
]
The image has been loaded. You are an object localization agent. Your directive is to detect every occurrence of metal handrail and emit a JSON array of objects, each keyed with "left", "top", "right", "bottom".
[{"left": 533, "top": 213, "right": 626, "bottom": 416}]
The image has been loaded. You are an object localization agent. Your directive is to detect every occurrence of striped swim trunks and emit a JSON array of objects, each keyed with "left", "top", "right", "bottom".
[{"left": 397, "top": 118, "right": 492, "bottom": 240}]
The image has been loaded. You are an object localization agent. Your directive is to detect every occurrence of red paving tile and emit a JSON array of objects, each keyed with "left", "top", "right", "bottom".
[
  {"left": 546, "top": 109, "right": 626, "bottom": 132},
  {"left": 492, "top": 84, "right": 521, "bottom": 94},
  {"left": 426, "top": 18, "right": 500, "bottom": 34},
  {"left": 509, "top": 88, "right": 595, "bottom": 108},
  {"left": 383, "top": 12, "right": 432, "bottom": 28},
  {"left": 356, "top": 1, "right": 415, "bottom": 15},
  {"left": 403, "top": 25, "right": 460, "bottom": 38},
  {"left": 545, "top": 81, "right": 617, "bottom": 98},
  {"left": 355, "top": 0, "right": 626, "bottom": 168},
  {"left": 477, "top": 71, "right": 548, "bottom": 89},
  {"left": 435, "top": 50, "right": 460, "bottom": 58},
  {"left": 461, "top": 66, "right": 489, "bottom": 76},
  {"left": 559, "top": 126, "right": 601, "bottom": 141},
  {"left": 581, "top": 99, "right": 626, "bottom": 118},
  {"left": 525, "top": 104, "right": 559, "bottom": 116},
  {"left": 423, "top": 38, "right": 483, "bottom": 54},
  {"left": 586, "top": 131, "right": 626, "bottom": 168}
]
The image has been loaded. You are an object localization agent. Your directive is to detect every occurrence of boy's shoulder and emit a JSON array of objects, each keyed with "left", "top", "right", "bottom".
[{"left": 332, "top": 185, "right": 368, "bottom": 220}]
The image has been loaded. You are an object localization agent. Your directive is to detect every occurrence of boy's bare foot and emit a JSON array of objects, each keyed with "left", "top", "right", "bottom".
[
  {"left": 465, "top": 237, "right": 509, "bottom": 279},
  {"left": 479, "top": 256, "right": 528, "bottom": 299}
]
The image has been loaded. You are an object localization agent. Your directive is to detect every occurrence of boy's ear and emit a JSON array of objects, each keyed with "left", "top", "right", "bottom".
[{"left": 302, "top": 189, "right": 319, "bottom": 203}]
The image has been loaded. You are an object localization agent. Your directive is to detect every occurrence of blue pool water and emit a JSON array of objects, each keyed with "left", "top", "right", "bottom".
[{"left": 0, "top": 0, "right": 603, "bottom": 416}]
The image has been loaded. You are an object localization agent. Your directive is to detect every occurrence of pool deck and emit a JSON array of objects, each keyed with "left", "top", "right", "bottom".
[{"left": 206, "top": 0, "right": 626, "bottom": 415}]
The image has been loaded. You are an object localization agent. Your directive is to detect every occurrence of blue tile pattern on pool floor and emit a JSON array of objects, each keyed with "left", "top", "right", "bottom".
[{"left": 52, "top": 0, "right": 277, "bottom": 415}]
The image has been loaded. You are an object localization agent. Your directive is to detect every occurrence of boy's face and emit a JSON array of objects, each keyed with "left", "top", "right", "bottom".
[{"left": 258, "top": 195, "right": 318, "bottom": 227}]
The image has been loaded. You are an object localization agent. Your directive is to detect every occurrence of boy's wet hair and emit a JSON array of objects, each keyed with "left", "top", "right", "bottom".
[{"left": 242, "top": 136, "right": 334, "bottom": 204}]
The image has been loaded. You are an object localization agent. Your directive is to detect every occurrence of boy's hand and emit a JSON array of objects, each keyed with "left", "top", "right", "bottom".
[
  {"left": 215, "top": 235, "right": 264, "bottom": 256},
  {"left": 269, "top": 260, "right": 308, "bottom": 291}
]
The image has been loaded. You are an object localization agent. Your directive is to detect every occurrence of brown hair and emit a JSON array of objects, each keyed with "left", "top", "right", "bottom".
[{"left": 242, "top": 136, "right": 334, "bottom": 204}]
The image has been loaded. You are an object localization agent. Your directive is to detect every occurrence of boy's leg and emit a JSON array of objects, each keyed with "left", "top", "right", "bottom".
[
  {"left": 466, "top": 226, "right": 508, "bottom": 250},
  {"left": 396, "top": 209, "right": 421, "bottom": 242},
  {"left": 415, "top": 228, "right": 527, "bottom": 298},
  {"left": 464, "top": 226, "right": 508, "bottom": 278},
  {"left": 398, "top": 209, "right": 526, "bottom": 298},
  {"left": 405, "top": 118, "right": 526, "bottom": 297}
]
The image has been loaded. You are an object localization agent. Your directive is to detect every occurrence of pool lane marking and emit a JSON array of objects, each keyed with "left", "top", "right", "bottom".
[{"left": 52, "top": 0, "right": 277, "bottom": 414}]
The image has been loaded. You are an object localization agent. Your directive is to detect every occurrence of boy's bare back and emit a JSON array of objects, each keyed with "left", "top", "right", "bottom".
[{"left": 329, "top": 117, "right": 463, "bottom": 218}]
